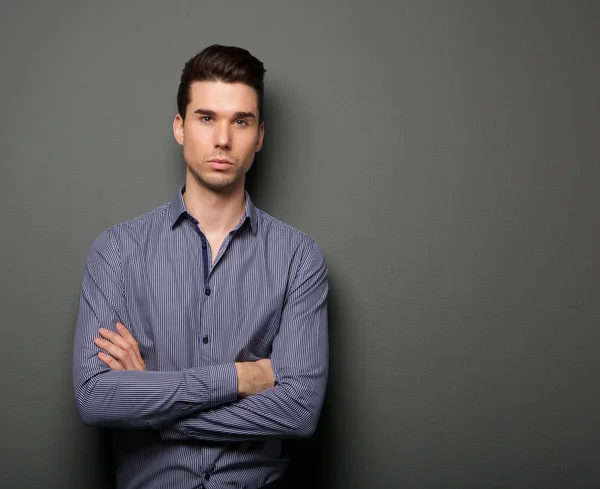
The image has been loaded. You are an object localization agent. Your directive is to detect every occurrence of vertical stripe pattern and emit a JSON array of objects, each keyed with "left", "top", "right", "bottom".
[{"left": 72, "top": 186, "right": 329, "bottom": 489}]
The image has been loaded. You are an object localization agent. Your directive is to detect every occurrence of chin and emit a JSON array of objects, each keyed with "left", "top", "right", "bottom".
[
  {"left": 188, "top": 168, "right": 236, "bottom": 190},
  {"left": 203, "top": 176, "right": 241, "bottom": 192}
]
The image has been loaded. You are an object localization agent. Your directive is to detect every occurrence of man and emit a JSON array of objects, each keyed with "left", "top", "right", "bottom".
[{"left": 72, "top": 44, "right": 329, "bottom": 489}]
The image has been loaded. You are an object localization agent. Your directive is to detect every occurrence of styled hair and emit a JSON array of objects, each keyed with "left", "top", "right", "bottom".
[{"left": 177, "top": 44, "right": 266, "bottom": 123}]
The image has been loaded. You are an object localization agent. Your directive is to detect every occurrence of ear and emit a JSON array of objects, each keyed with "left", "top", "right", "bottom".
[
  {"left": 255, "top": 122, "right": 265, "bottom": 152},
  {"left": 173, "top": 114, "right": 184, "bottom": 145}
]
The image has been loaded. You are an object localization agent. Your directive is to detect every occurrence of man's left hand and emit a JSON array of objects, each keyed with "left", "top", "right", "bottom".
[{"left": 94, "top": 322, "right": 146, "bottom": 371}]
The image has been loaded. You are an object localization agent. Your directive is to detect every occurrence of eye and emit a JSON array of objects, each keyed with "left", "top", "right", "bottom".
[
  {"left": 200, "top": 116, "right": 213, "bottom": 123},
  {"left": 234, "top": 119, "right": 248, "bottom": 127}
]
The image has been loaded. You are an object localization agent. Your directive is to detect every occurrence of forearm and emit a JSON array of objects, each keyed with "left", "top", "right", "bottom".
[
  {"left": 74, "top": 362, "right": 237, "bottom": 429},
  {"left": 160, "top": 369, "right": 327, "bottom": 442}
]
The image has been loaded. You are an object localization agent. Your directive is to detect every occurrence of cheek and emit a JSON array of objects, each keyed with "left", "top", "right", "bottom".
[
  {"left": 183, "top": 128, "right": 210, "bottom": 151},
  {"left": 240, "top": 133, "right": 260, "bottom": 155}
]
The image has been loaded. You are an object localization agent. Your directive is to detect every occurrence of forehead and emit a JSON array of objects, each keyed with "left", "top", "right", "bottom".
[{"left": 187, "top": 81, "right": 258, "bottom": 114}]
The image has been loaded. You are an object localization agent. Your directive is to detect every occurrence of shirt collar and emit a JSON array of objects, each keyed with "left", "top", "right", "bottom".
[{"left": 168, "top": 184, "right": 259, "bottom": 235}]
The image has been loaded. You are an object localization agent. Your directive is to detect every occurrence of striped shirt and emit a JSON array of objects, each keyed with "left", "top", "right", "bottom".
[{"left": 72, "top": 186, "right": 329, "bottom": 489}]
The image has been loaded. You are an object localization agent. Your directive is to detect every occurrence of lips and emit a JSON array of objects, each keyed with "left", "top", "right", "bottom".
[{"left": 208, "top": 159, "right": 233, "bottom": 170}]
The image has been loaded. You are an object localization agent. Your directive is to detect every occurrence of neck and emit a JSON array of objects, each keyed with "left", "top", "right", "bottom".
[{"left": 183, "top": 173, "right": 246, "bottom": 235}]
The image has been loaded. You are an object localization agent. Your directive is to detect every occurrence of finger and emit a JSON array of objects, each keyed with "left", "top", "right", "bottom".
[
  {"left": 116, "top": 322, "right": 137, "bottom": 345},
  {"left": 115, "top": 324, "right": 146, "bottom": 370},
  {"left": 115, "top": 323, "right": 145, "bottom": 366},
  {"left": 98, "top": 328, "right": 143, "bottom": 369},
  {"left": 99, "top": 328, "right": 132, "bottom": 352},
  {"left": 94, "top": 337, "right": 136, "bottom": 370},
  {"left": 95, "top": 334, "right": 146, "bottom": 371},
  {"left": 98, "top": 351, "right": 123, "bottom": 370}
]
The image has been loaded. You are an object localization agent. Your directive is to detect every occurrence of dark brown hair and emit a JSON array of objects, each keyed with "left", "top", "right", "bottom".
[{"left": 177, "top": 44, "right": 266, "bottom": 123}]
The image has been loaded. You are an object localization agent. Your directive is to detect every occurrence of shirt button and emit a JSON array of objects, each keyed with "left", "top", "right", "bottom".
[
  {"left": 204, "top": 473, "right": 211, "bottom": 481},
  {"left": 205, "top": 288, "right": 211, "bottom": 296},
  {"left": 202, "top": 336, "right": 209, "bottom": 344}
]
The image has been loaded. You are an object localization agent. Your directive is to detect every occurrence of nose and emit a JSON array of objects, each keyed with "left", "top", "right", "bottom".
[{"left": 214, "top": 121, "right": 231, "bottom": 150}]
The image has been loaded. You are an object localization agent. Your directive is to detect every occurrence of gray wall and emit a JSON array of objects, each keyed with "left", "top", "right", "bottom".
[{"left": 1, "top": 1, "right": 599, "bottom": 488}]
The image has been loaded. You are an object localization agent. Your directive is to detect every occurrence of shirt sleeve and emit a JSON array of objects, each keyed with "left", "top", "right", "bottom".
[
  {"left": 159, "top": 241, "right": 329, "bottom": 442},
  {"left": 72, "top": 229, "right": 238, "bottom": 429}
]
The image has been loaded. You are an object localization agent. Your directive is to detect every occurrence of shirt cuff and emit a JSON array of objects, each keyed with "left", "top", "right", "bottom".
[
  {"left": 181, "top": 362, "right": 238, "bottom": 409},
  {"left": 207, "top": 362, "right": 238, "bottom": 407},
  {"left": 160, "top": 363, "right": 238, "bottom": 441}
]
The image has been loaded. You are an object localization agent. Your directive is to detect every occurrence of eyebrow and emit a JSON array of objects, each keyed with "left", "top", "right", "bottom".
[
  {"left": 233, "top": 111, "right": 256, "bottom": 119},
  {"left": 193, "top": 108, "right": 256, "bottom": 120},
  {"left": 194, "top": 109, "right": 216, "bottom": 116}
]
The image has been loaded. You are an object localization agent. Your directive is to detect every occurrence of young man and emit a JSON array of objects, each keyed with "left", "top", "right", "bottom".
[{"left": 72, "top": 45, "right": 329, "bottom": 489}]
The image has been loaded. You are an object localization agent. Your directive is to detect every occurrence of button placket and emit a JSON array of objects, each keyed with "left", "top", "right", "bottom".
[{"left": 194, "top": 225, "right": 214, "bottom": 357}]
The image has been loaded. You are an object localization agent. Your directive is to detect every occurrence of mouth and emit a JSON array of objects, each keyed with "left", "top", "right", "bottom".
[{"left": 207, "top": 158, "right": 234, "bottom": 170}]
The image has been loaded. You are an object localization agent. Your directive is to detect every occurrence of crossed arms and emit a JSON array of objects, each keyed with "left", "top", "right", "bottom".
[
  {"left": 93, "top": 322, "right": 275, "bottom": 397},
  {"left": 72, "top": 229, "right": 329, "bottom": 442}
]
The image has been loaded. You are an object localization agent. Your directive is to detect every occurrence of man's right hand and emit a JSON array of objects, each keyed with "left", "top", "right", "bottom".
[{"left": 235, "top": 359, "right": 275, "bottom": 397}]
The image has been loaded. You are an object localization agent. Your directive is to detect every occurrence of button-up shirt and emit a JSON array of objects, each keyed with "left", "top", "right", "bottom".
[{"left": 72, "top": 186, "right": 329, "bottom": 489}]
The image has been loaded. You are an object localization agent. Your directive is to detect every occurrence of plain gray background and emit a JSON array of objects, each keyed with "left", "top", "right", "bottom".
[{"left": 1, "top": 1, "right": 599, "bottom": 488}]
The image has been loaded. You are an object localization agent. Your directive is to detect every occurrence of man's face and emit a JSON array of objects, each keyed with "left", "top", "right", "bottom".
[{"left": 173, "top": 80, "right": 264, "bottom": 193}]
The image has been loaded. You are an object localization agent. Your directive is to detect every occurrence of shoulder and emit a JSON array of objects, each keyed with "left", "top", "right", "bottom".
[
  {"left": 109, "top": 202, "right": 171, "bottom": 235},
  {"left": 89, "top": 203, "right": 171, "bottom": 255},
  {"left": 257, "top": 208, "right": 318, "bottom": 246},
  {"left": 255, "top": 208, "right": 327, "bottom": 268}
]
